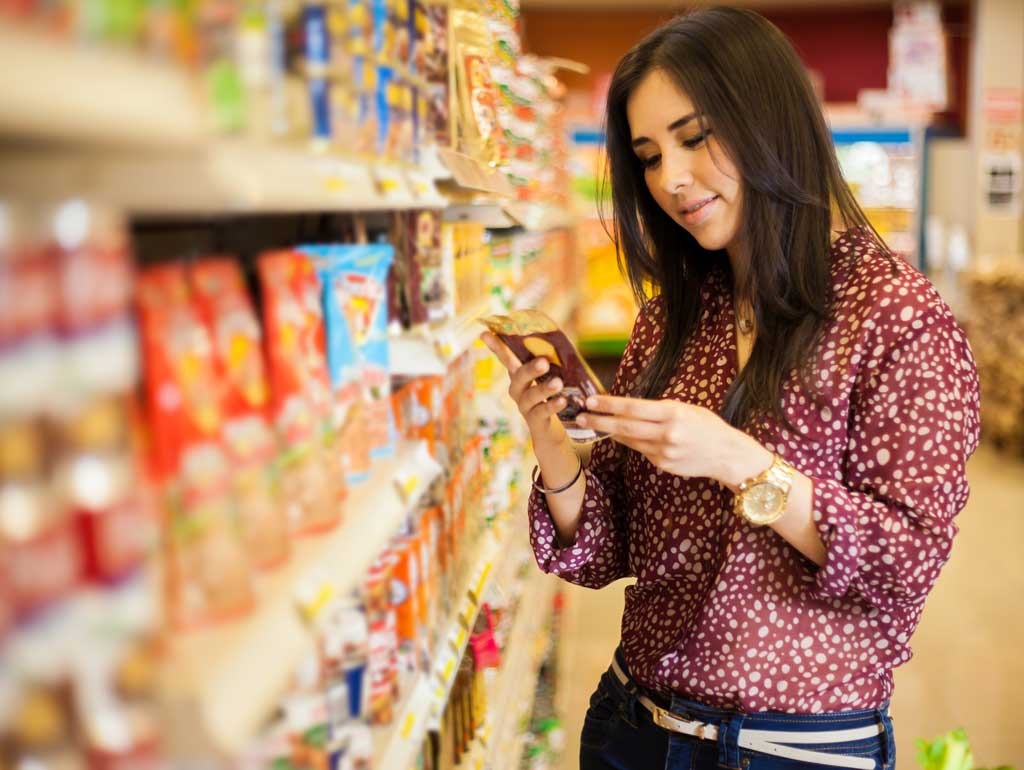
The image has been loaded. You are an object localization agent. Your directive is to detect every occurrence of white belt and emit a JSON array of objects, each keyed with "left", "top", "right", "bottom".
[{"left": 610, "top": 658, "right": 882, "bottom": 770}]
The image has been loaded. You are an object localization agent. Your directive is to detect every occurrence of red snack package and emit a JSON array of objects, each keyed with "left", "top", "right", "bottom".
[
  {"left": 137, "top": 264, "right": 253, "bottom": 628},
  {"left": 0, "top": 421, "right": 83, "bottom": 616},
  {"left": 190, "top": 257, "right": 290, "bottom": 569},
  {"left": 257, "top": 251, "right": 341, "bottom": 536},
  {"left": 64, "top": 396, "right": 154, "bottom": 584}
]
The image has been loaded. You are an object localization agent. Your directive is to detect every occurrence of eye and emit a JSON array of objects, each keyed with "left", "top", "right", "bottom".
[
  {"left": 682, "top": 129, "right": 712, "bottom": 149},
  {"left": 638, "top": 154, "right": 661, "bottom": 170}
]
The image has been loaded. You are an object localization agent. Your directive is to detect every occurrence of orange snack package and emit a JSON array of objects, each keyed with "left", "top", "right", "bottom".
[
  {"left": 137, "top": 263, "right": 252, "bottom": 628},
  {"left": 257, "top": 251, "right": 342, "bottom": 536},
  {"left": 190, "top": 257, "right": 290, "bottom": 570}
]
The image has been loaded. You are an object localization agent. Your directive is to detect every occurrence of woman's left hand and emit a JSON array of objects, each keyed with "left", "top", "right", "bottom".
[{"left": 577, "top": 395, "right": 770, "bottom": 489}]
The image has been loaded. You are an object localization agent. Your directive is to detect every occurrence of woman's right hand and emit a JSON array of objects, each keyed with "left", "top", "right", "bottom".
[{"left": 480, "top": 331, "right": 569, "bottom": 451}]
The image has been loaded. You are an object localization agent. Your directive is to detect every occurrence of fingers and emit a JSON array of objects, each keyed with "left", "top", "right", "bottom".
[
  {"left": 524, "top": 394, "right": 567, "bottom": 426},
  {"left": 576, "top": 413, "right": 662, "bottom": 440},
  {"left": 519, "top": 376, "right": 564, "bottom": 414},
  {"left": 585, "top": 394, "right": 672, "bottom": 422},
  {"left": 480, "top": 332, "right": 522, "bottom": 374},
  {"left": 509, "top": 356, "right": 551, "bottom": 401}
]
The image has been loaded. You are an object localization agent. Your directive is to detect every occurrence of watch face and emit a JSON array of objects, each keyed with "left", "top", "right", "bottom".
[{"left": 743, "top": 482, "right": 785, "bottom": 525}]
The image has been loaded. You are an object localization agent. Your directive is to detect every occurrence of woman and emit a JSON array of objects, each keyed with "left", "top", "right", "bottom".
[{"left": 483, "top": 7, "right": 980, "bottom": 770}]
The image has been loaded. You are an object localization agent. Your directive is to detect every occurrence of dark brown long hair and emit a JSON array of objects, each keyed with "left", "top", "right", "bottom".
[{"left": 602, "top": 7, "right": 889, "bottom": 429}]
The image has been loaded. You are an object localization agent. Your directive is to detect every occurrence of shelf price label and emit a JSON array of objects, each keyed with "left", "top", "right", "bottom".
[
  {"left": 469, "top": 562, "right": 493, "bottom": 604},
  {"left": 401, "top": 712, "right": 417, "bottom": 739},
  {"left": 394, "top": 470, "right": 421, "bottom": 503},
  {"left": 295, "top": 568, "right": 336, "bottom": 623},
  {"left": 441, "top": 657, "right": 456, "bottom": 684}
]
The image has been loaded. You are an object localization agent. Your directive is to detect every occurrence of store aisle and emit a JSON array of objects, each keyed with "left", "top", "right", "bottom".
[{"left": 555, "top": 443, "right": 1023, "bottom": 770}]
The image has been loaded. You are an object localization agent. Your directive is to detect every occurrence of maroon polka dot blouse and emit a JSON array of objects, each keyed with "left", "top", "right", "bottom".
[{"left": 528, "top": 229, "right": 981, "bottom": 713}]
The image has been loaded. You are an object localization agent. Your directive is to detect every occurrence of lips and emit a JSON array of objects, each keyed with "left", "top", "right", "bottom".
[
  {"left": 677, "top": 195, "right": 719, "bottom": 227},
  {"left": 679, "top": 196, "right": 718, "bottom": 215}
]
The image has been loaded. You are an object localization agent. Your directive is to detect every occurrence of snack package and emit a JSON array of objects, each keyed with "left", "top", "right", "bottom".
[
  {"left": 309, "top": 244, "right": 395, "bottom": 463},
  {"left": 136, "top": 264, "right": 253, "bottom": 628},
  {"left": 257, "top": 251, "right": 341, "bottom": 535},
  {"left": 479, "top": 310, "right": 607, "bottom": 443},
  {"left": 452, "top": 10, "right": 506, "bottom": 165},
  {"left": 422, "top": 2, "right": 449, "bottom": 146},
  {"left": 308, "top": 247, "right": 372, "bottom": 485},
  {"left": 190, "top": 257, "right": 290, "bottom": 570}
]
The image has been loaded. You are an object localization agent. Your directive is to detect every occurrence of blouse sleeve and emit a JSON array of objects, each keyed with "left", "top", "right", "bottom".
[
  {"left": 527, "top": 301, "right": 660, "bottom": 589},
  {"left": 809, "top": 299, "right": 981, "bottom": 617}
]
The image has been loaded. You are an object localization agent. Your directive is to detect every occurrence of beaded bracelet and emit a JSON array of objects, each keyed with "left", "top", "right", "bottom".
[{"left": 531, "top": 456, "right": 584, "bottom": 495}]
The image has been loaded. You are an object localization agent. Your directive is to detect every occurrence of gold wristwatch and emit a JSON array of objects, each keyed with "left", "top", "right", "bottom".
[{"left": 734, "top": 454, "right": 796, "bottom": 527}]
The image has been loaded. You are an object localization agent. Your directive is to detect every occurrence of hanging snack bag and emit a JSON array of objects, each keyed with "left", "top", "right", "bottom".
[
  {"left": 307, "top": 245, "right": 373, "bottom": 486},
  {"left": 136, "top": 264, "right": 253, "bottom": 628},
  {"left": 257, "top": 251, "right": 341, "bottom": 536},
  {"left": 190, "top": 257, "right": 290, "bottom": 570},
  {"left": 479, "top": 309, "right": 607, "bottom": 444},
  {"left": 452, "top": 9, "right": 506, "bottom": 166},
  {"left": 310, "top": 244, "right": 395, "bottom": 463}
]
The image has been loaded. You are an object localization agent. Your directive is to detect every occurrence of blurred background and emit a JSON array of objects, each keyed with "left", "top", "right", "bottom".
[{"left": 0, "top": 1, "right": 1021, "bottom": 770}]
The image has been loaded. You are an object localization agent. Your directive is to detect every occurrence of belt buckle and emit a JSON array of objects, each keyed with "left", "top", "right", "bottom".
[{"left": 652, "top": 705, "right": 709, "bottom": 740}]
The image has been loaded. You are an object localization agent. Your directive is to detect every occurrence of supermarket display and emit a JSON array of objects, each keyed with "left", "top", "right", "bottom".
[
  {"left": 0, "top": 0, "right": 583, "bottom": 767},
  {"left": 480, "top": 310, "right": 606, "bottom": 444},
  {"left": 964, "top": 266, "right": 1024, "bottom": 457}
]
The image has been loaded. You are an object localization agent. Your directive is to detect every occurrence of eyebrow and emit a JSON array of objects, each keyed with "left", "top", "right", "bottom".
[{"left": 631, "top": 112, "right": 698, "bottom": 148}]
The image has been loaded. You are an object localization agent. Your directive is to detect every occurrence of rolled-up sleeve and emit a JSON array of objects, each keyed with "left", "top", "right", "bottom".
[
  {"left": 528, "top": 301, "right": 662, "bottom": 588},
  {"left": 809, "top": 302, "right": 981, "bottom": 616}
]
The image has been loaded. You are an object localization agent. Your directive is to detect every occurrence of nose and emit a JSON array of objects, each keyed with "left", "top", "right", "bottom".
[{"left": 659, "top": 148, "right": 694, "bottom": 196}]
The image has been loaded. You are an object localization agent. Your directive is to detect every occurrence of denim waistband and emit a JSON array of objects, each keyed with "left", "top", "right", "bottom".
[{"left": 612, "top": 646, "right": 890, "bottom": 730}]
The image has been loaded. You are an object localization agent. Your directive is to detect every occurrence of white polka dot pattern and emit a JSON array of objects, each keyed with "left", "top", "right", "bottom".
[{"left": 526, "top": 229, "right": 981, "bottom": 714}]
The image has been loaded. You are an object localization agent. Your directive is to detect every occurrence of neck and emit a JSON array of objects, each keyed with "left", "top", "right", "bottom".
[{"left": 726, "top": 243, "right": 750, "bottom": 295}]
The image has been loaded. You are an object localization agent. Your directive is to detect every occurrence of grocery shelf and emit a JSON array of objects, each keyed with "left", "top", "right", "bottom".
[
  {"left": 485, "top": 569, "right": 558, "bottom": 770},
  {"left": 504, "top": 201, "right": 578, "bottom": 232},
  {"left": 0, "top": 142, "right": 449, "bottom": 215},
  {"left": 160, "top": 440, "right": 442, "bottom": 755},
  {"left": 0, "top": 20, "right": 204, "bottom": 148},
  {"left": 389, "top": 298, "right": 494, "bottom": 377},
  {"left": 437, "top": 149, "right": 516, "bottom": 198},
  {"left": 375, "top": 529, "right": 505, "bottom": 770}
]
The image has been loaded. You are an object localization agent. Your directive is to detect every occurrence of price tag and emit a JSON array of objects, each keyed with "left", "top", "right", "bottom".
[
  {"left": 379, "top": 176, "right": 402, "bottom": 194},
  {"left": 471, "top": 562, "right": 493, "bottom": 602},
  {"left": 324, "top": 176, "right": 348, "bottom": 194},
  {"left": 394, "top": 470, "right": 421, "bottom": 503},
  {"left": 401, "top": 711, "right": 416, "bottom": 739},
  {"left": 441, "top": 657, "right": 456, "bottom": 683},
  {"left": 294, "top": 570, "right": 336, "bottom": 623}
]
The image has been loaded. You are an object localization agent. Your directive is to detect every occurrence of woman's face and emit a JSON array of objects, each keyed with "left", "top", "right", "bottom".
[{"left": 626, "top": 68, "right": 744, "bottom": 256}]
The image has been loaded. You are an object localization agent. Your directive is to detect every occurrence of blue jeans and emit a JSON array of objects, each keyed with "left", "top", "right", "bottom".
[{"left": 580, "top": 650, "right": 896, "bottom": 770}]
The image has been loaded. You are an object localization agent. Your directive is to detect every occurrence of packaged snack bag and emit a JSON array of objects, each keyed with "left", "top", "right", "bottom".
[
  {"left": 310, "top": 244, "right": 395, "bottom": 462},
  {"left": 257, "top": 251, "right": 340, "bottom": 536},
  {"left": 137, "top": 264, "right": 253, "bottom": 628},
  {"left": 480, "top": 309, "right": 607, "bottom": 443},
  {"left": 190, "top": 257, "right": 289, "bottom": 569},
  {"left": 308, "top": 247, "right": 373, "bottom": 484},
  {"left": 422, "top": 2, "right": 449, "bottom": 146}
]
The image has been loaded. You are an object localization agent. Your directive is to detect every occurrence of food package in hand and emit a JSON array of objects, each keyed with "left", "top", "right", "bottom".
[{"left": 479, "top": 309, "right": 607, "bottom": 443}]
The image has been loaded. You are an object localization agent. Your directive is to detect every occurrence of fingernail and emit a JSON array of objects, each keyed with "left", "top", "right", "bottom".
[
  {"left": 535, "top": 359, "right": 548, "bottom": 371},
  {"left": 548, "top": 378, "right": 562, "bottom": 390},
  {"left": 577, "top": 415, "right": 588, "bottom": 426},
  {"left": 586, "top": 396, "right": 598, "bottom": 408}
]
